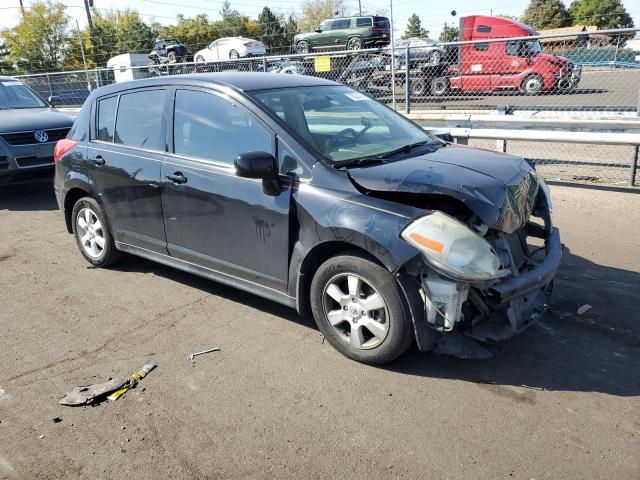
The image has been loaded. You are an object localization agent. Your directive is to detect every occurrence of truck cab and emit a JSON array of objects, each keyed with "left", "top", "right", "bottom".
[{"left": 446, "top": 15, "right": 581, "bottom": 95}]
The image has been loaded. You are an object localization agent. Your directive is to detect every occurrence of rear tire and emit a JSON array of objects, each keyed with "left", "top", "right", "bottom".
[
  {"left": 409, "top": 78, "right": 427, "bottom": 97},
  {"left": 71, "top": 197, "right": 122, "bottom": 267},
  {"left": 431, "top": 76, "right": 449, "bottom": 96},
  {"left": 310, "top": 253, "right": 414, "bottom": 365},
  {"left": 296, "top": 41, "right": 310, "bottom": 54},
  {"left": 347, "top": 37, "right": 363, "bottom": 50},
  {"left": 167, "top": 51, "right": 177, "bottom": 63},
  {"left": 195, "top": 55, "right": 205, "bottom": 63}
]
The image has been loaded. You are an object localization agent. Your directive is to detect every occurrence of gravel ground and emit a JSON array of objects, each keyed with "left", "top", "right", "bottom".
[{"left": 0, "top": 181, "right": 638, "bottom": 480}]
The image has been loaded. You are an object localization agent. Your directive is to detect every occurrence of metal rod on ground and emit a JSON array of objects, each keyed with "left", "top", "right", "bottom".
[
  {"left": 631, "top": 146, "right": 638, "bottom": 187},
  {"left": 405, "top": 43, "right": 410, "bottom": 114},
  {"left": 390, "top": 0, "right": 396, "bottom": 110},
  {"left": 76, "top": 20, "right": 91, "bottom": 92}
]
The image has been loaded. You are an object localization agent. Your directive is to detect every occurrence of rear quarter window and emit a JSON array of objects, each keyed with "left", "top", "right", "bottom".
[
  {"left": 356, "top": 17, "right": 372, "bottom": 27},
  {"left": 96, "top": 96, "right": 117, "bottom": 142},
  {"left": 373, "top": 17, "right": 390, "bottom": 28}
]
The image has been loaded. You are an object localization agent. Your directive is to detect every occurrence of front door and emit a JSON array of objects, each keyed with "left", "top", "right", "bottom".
[
  {"left": 161, "top": 88, "right": 292, "bottom": 291},
  {"left": 88, "top": 89, "right": 168, "bottom": 253}
]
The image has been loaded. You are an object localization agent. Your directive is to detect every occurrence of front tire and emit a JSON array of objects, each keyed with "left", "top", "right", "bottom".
[
  {"left": 167, "top": 51, "right": 177, "bottom": 63},
  {"left": 431, "top": 76, "right": 449, "bottom": 96},
  {"left": 521, "top": 74, "right": 543, "bottom": 95},
  {"left": 310, "top": 253, "right": 414, "bottom": 364},
  {"left": 71, "top": 197, "right": 121, "bottom": 267},
  {"left": 429, "top": 50, "right": 442, "bottom": 64}
]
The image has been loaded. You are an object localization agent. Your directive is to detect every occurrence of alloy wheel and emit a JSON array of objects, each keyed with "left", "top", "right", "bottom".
[
  {"left": 322, "top": 273, "right": 389, "bottom": 349},
  {"left": 76, "top": 207, "right": 105, "bottom": 259}
]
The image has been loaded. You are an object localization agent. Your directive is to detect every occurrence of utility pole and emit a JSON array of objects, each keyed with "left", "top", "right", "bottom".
[
  {"left": 358, "top": 0, "right": 362, "bottom": 16},
  {"left": 18, "top": 0, "right": 25, "bottom": 16},
  {"left": 83, "top": 0, "right": 93, "bottom": 30}
]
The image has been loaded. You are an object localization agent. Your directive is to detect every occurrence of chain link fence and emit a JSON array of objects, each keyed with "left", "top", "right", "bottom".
[{"left": 14, "top": 28, "right": 640, "bottom": 185}]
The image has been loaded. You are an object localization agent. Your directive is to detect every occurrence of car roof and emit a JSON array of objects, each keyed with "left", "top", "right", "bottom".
[
  {"left": 90, "top": 72, "right": 339, "bottom": 97},
  {"left": 0, "top": 76, "right": 20, "bottom": 82}
]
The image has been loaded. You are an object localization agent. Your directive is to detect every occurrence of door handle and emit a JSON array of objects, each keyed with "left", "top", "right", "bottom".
[
  {"left": 166, "top": 172, "right": 187, "bottom": 184},
  {"left": 92, "top": 155, "right": 105, "bottom": 166}
]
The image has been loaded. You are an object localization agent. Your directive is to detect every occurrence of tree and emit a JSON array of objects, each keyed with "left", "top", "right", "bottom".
[
  {"left": 216, "top": 1, "right": 252, "bottom": 37},
  {"left": 160, "top": 14, "right": 219, "bottom": 54},
  {"left": 439, "top": 24, "right": 459, "bottom": 42},
  {"left": 87, "top": 9, "right": 157, "bottom": 66},
  {"left": 522, "top": 0, "right": 571, "bottom": 30},
  {"left": 403, "top": 14, "right": 428, "bottom": 39},
  {"left": 298, "top": 0, "right": 346, "bottom": 32},
  {"left": 568, "top": 0, "right": 634, "bottom": 29},
  {"left": 282, "top": 16, "right": 299, "bottom": 53},
  {"left": 258, "top": 7, "right": 285, "bottom": 53},
  {"left": 0, "top": 41, "right": 14, "bottom": 74},
  {"left": 2, "top": 0, "right": 70, "bottom": 72}
]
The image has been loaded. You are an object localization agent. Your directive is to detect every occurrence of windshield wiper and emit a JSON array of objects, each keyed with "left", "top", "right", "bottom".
[{"left": 376, "top": 140, "right": 431, "bottom": 159}]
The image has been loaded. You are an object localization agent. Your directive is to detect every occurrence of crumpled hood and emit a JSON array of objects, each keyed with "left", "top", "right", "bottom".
[
  {"left": 0, "top": 108, "right": 74, "bottom": 134},
  {"left": 347, "top": 144, "right": 540, "bottom": 234}
]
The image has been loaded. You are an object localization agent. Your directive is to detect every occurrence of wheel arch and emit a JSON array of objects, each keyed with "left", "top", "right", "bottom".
[{"left": 63, "top": 185, "right": 93, "bottom": 233}]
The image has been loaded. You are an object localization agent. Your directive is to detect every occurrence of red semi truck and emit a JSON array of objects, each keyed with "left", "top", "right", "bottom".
[{"left": 432, "top": 15, "right": 581, "bottom": 96}]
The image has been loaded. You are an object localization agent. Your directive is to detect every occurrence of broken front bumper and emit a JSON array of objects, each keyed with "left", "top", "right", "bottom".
[{"left": 397, "top": 224, "right": 562, "bottom": 356}]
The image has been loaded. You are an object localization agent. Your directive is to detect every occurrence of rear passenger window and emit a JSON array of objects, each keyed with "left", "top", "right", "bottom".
[
  {"left": 173, "top": 90, "right": 272, "bottom": 165},
  {"left": 356, "top": 17, "right": 372, "bottom": 27},
  {"left": 114, "top": 90, "right": 165, "bottom": 150},
  {"left": 97, "top": 96, "right": 117, "bottom": 142},
  {"left": 332, "top": 19, "right": 350, "bottom": 29}
]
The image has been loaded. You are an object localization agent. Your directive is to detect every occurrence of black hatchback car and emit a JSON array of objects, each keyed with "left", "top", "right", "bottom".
[{"left": 54, "top": 73, "right": 561, "bottom": 364}]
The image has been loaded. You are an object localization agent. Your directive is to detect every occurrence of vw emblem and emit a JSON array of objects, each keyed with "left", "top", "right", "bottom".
[{"left": 34, "top": 130, "right": 49, "bottom": 143}]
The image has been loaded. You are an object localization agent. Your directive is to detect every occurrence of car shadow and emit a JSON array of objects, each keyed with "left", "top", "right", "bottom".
[
  {"left": 0, "top": 179, "right": 58, "bottom": 212},
  {"left": 387, "top": 248, "right": 640, "bottom": 397},
  {"left": 113, "top": 247, "right": 640, "bottom": 397}
]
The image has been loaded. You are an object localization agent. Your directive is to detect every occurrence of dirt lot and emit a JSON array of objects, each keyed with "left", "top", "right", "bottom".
[{"left": 0, "top": 181, "right": 639, "bottom": 480}]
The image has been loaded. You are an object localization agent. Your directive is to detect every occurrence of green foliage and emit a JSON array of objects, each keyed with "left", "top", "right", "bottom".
[
  {"left": 439, "top": 24, "right": 459, "bottom": 43},
  {"left": 159, "top": 14, "right": 219, "bottom": 53},
  {"left": 0, "top": 41, "right": 15, "bottom": 74},
  {"left": 403, "top": 14, "right": 428, "bottom": 39},
  {"left": 258, "top": 8, "right": 285, "bottom": 53},
  {"left": 298, "top": 0, "right": 346, "bottom": 32},
  {"left": 217, "top": 1, "right": 253, "bottom": 37},
  {"left": 1, "top": 0, "right": 70, "bottom": 72},
  {"left": 88, "top": 9, "right": 157, "bottom": 66},
  {"left": 568, "top": 0, "right": 634, "bottom": 29},
  {"left": 522, "top": 0, "right": 571, "bottom": 30}
]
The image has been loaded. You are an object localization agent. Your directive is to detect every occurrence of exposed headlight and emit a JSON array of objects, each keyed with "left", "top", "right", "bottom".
[
  {"left": 536, "top": 172, "right": 553, "bottom": 212},
  {"left": 401, "top": 211, "right": 509, "bottom": 281}
]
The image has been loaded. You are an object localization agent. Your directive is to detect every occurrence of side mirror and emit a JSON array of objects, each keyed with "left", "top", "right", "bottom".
[
  {"left": 426, "top": 129, "right": 454, "bottom": 143},
  {"left": 315, "top": 29, "right": 322, "bottom": 33},
  {"left": 48, "top": 95, "right": 61, "bottom": 107},
  {"left": 234, "top": 151, "right": 277, "bottom": 180}
]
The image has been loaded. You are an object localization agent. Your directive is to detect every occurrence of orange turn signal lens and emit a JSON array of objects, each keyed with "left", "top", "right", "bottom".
[{"left": 408, "top": 232, "right": 445, "bottom": 253}]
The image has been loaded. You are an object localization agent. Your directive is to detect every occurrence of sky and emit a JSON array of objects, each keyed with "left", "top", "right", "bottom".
[{"left": 1, "top": 0, "right": 639, "bottom": 40}]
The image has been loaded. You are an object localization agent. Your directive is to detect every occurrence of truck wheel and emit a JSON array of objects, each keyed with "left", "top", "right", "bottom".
[
  {"left": 431, "top": 76, "right": 449, "bottom": 96},
  {"left": 521, "top": 74, "right": 543, "bottom": 95},
  {"left": 310, "top": 253, "right": 414, "bottom": 365},
  {"left": 409, "top": 79, "right": 427, "bottom": 97},
  {"left": 167, "top": 51, "right": 177, "bottom": 63},
  {"left": 296, "top": 41, "right": 310, "bottom": 54},
  {"left": 71, "top": 197, "right": 122, "bottom": 267},
  {"left": 429, "top": 50, "right": 442, "bottom": 64},
  {"left": 347, "top": 37, "right": 363, "bottom": 50},
  {"left": 195, "top": 55, "right": 205, "bottom": 63}
]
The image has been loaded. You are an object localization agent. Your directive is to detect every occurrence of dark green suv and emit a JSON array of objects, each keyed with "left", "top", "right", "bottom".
[{"left": 294, "top": 16, "right": 391, "bottom": 53}]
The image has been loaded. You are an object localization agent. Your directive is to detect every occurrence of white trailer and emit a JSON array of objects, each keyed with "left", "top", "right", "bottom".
[{"left": 107, "top": 54, "right": 150, "bottom": 83}]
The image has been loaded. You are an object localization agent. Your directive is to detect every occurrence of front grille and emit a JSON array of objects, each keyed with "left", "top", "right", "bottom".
[
  {"left": 0, "top": 128, "right": 70, "bottom": 146},
  {"left": 15, "top": 156, "right": 53, "bottom": 168}
]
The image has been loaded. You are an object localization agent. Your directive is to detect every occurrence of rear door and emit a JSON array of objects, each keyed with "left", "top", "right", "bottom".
[
  {"left": 88, "top": 88, "right": 168, "bottom": 253},
  {"left": 330, "top": 18, "right": 351, "bottom": 48},
  {"left": 161, "top": 87, "right": 292, "bottom": 291}
]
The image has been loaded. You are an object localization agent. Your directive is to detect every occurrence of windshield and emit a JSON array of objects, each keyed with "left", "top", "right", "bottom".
[
  {"left": 252, "top": 85, "right": 434, "bottom": 163},
  {"left": 0, "top": 80, "right": 47, "bottom": 109}
]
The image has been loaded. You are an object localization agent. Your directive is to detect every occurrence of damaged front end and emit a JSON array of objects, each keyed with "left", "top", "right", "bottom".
[{"left": 398, "top": 172, "right": 562, "bottom": 358}]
